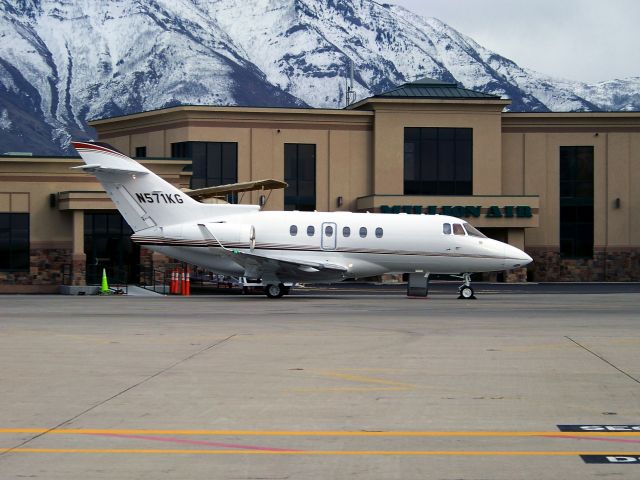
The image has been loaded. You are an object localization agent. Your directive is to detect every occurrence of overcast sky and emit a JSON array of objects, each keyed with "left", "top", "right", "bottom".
[{"left": 388, "top": 0, "right": 639, "bottom": 83}]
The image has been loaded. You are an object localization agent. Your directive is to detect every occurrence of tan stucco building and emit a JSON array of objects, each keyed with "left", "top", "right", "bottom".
[{"left": 1, "top": 78, "right": 638, "bottom": 292}]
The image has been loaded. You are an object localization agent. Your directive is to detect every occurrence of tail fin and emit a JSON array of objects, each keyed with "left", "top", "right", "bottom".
[{"left": 72, "top": 141, "right": 202, "bottom": 231}]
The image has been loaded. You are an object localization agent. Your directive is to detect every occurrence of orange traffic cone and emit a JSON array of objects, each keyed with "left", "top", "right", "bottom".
[
  {"left": 185, "top": 267, "right": 191, "bottom": 296},
  {"left": 181, "top": 269, "right": 186, "bottom": 296},
  {"left": 171, "top": 268, "right": 177, "bottom": 294}
]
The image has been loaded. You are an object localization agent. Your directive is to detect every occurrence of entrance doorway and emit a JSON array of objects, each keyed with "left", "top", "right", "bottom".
[{"left": 84, "top": 212, "right": 140, "bottom": 284}]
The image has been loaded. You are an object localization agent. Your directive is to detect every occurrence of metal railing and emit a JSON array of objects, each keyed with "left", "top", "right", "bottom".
[{"left": 138, "top": 266, "right": 171, "bottom": 295}]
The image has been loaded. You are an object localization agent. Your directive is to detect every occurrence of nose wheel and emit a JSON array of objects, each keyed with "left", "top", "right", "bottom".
[{"left": 458, "top": 273, "right": 476, "bottom": 300}]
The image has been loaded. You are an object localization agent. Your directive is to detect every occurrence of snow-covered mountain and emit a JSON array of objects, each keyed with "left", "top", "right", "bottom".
[{"left": 0, "top": 0, "right": 638, "bottom": 155}]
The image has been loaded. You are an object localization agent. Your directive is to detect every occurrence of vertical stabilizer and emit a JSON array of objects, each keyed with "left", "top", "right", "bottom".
[{"left": 72, "top": 141, "right": 201, "bottom": 231}]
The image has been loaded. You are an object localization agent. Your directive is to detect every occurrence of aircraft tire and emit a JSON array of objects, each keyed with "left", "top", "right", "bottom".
[
  {"left": 458, "top": 286, "right": 475, "bottom": 300},
  {"left": 265, "top": 283, "right": 285, "bottom": 298}
]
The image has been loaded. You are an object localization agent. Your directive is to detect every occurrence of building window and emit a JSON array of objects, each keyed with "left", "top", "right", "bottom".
[
  {"left": 560, "top": 146, "right": 594, "bottom": 258},
  {"left": 404, "top": 127, "right": 472, "bottom": 195},
  {"left": 285, "top": 144, "right": 316, "bottom": 211},
  {"left": 0, "top": 213, "right": 29, "bottom": 270},
  {"left": 171, "top": 142, "right": 238, "bottom": 200},
  {"left": 135, "top": 146, "right": 147, "bottom": 158},
  {"left": 84, "top": 212, "right": 139, "bottom": 284}
]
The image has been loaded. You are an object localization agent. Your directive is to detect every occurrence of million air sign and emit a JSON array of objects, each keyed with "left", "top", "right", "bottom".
[
  {"left": 380, "top": 204, "right": 533, "bottom": 218},
  {"left": 356, "top": 195, "right": 540, "bottom": 228}
]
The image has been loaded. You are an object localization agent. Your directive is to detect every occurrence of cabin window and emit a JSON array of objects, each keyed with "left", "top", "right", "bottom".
[
  {"left": 290, "top": 225, "right": 298, "bottom": 236},
  {"left": 359, "top": 227, "right": 367, "bottom": 238},
  {"left": 325, "top": 225, "right": 334, "bottom": 237},
  {"left": 375, "top": 227, "right": 383, "bottom": 238},
  {"left": 463, "top": 223, "right": 486, "bottom": 238},
  {"left": 343, "top": 226, "right": 351, "bottom": 237},
  {"left": 307, "top": 225, "right": 315, "bottom": 236},
  {"left": 443, "top": 223, "right": 452, "bottom": 235},
  {"left": 452, "top": 223, "right": 465, "bottom": 235}
]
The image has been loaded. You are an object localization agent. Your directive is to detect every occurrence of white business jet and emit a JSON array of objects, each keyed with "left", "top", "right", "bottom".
[{"left": 72, "top": 141, "right": 532, "bottom": 299}]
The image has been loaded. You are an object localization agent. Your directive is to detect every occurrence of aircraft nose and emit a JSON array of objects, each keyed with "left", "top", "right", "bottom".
[{"left": 504, "top": 244, "right": 533, "bottom": 268}]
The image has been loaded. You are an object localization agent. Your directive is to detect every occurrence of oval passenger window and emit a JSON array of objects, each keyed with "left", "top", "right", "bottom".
[
  {"left": 343, "top": 226, "right": 351, "bottom": 237},
  {"left": 325, "top": 225, "right": 333, "bottom": 237},
  {"left": 307, "top": 225, "right": 315, "bottom": 236},
  {"left": 290, "top": 225, "right": 298, "bottom": 236},
  {"left": 359, "top": 227, "right": 367, "bottom": 238},
  {"left": 375, "top": 227, "right": 383, "bottom": 238}
]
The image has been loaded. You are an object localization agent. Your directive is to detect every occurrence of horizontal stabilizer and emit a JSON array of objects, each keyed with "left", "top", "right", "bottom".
[{"left": 71, "top": 164, "right": 149, "bottom": 175}]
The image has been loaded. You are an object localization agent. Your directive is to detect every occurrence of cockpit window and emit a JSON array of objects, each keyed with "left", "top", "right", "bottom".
[
  {"left": 443, "top": 223, "right": 452, "bottom": 235},
  {"left": 452, "top": 223, "right": 466, "bottom": 235},
  {"left": 463, "top": 223, "right": 486, "bottom": 238}
]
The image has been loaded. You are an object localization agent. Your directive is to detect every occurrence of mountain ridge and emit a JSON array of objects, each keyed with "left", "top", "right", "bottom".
[{"left": 0, "top": 0, "right": 638, "bottom": 155}]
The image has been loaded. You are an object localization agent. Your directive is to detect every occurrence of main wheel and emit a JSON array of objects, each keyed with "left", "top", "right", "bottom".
[
  {"left": 459, "top": 286, "right": 475, "bottom": 299},
  {"left": 265, "top": 283, "right": 285, "bottom": 298}
]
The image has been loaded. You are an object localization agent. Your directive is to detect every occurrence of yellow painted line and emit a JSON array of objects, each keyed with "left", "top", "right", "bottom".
[
  {"left": 2, "top": 429, "right": 640, "bottom": 437},
  {"left": 317, "top": 371, "right": 415, "bottom": 388},
  {"left": 4, "top": 448, "right": 640, "bottom": 456},
  {"left": 289, "top": 387, "right": 410, "bottom": 392}
]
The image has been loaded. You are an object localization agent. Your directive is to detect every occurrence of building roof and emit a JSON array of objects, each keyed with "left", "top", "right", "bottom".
[{"left": 374, "top": 77, "right": 501, "bottom": 100}]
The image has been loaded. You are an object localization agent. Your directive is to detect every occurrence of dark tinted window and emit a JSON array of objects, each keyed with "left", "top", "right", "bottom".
[
  {"left": 404, "top": 127, "right": 472, "bottom": 195},
  {"left": 285, "top": 144, "right": 316, "bottom": 211},
  {"left": 135, "top": 146, "right": 147, "bottom": 158},
  {"left": 84, "top": 212, "right": 138, "bottom": 285},
  {"left": 171, "top": 141, "right": 238, "bottom": 202},
  {"left": 325, "top": 225, "right": 334, "bottom": 237},
  {"left": 307, "top": 225, "right": 315, "bottom": 236},
  {"left": 375, "top": 227, "right": 383, "bottom": 238},
  {"left": 359, "top": 227, "right": 367, "bottom": 238},
  {"left": 290, "top": 225, "right": 298, "bottom": 236},
  {"left": 343, "top": 226, "right": 351, "bottom": 237},
  {"left": 0, "top": 213, "right": 29, "bottom": 271},
  {"left": 560, "top": 146, "right": 594, "bottom": 258}
]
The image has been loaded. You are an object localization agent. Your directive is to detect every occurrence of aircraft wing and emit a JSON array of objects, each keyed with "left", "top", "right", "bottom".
[{"left": 197, "top": 224, "right": 347, "bottom": 280}]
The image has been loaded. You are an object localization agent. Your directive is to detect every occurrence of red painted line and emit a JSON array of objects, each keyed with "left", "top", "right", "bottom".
[
  {"left": 94, "top": 433, "right": 301, "bottom": 452},
  {"left": 544, "top": 434, "right": 640, "bottom": 444}
]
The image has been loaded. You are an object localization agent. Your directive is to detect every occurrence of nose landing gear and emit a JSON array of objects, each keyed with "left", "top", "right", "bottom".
[{"left": 458, "top": 273, "right": 476, "bottom": 300}]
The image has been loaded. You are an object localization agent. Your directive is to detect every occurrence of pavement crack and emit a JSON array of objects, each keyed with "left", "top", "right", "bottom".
[
  {"left": 565, "top": 336, "right": 640, "bottom": 385},
  {"left": 0, "top": 333, "right": 237, "bottom": 458}
]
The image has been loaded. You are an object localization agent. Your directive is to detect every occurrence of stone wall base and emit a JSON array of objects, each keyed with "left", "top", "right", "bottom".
[{"left": 528, "top": 248, "right": 640, "bottom": 282}]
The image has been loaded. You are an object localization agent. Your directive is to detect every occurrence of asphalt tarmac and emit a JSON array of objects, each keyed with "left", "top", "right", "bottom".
[{"left": 1, "top": 284, "right": 639, "bottom": 479}]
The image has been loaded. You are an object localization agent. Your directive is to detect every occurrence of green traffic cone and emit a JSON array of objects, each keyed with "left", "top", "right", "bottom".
[{"left": 100, "top": 268, "right": 110, "bottom": 294}]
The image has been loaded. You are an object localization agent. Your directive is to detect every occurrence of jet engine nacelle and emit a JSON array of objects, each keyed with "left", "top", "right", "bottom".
[
  {"left": 138, "top": 223, "right": 256, "bottom": 250},
  {"left": 204, "top": 223, "right": 256, "bottom": 250}
]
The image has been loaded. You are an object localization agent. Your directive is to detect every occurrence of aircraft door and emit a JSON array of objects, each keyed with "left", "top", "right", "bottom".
[{"left": 321, "top": 222, "right": 337, "bottom": 250}]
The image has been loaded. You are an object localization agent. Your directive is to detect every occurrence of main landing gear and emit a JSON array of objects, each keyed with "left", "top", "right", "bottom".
[
  {"left": 264, "top": 283, "right": 290, "bottom": 299},
  {"left": 457, "top": 273, "right": 476, "bottom": 300}
]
